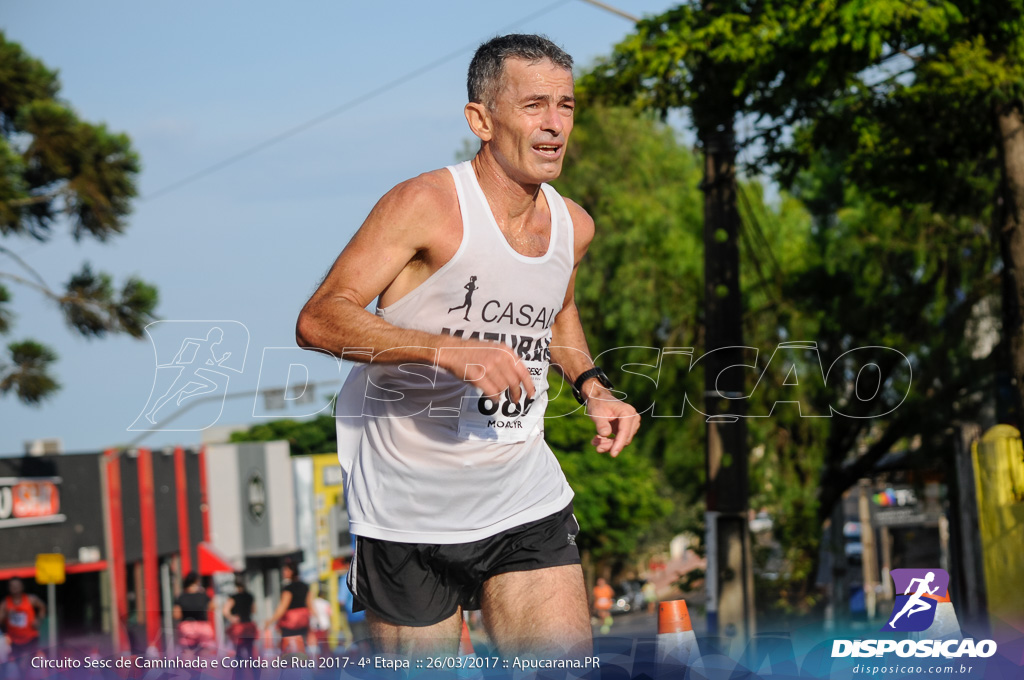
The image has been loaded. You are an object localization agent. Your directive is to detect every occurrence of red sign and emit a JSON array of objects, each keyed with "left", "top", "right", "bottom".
[
  {"left": 14, "top": 481, "right": 60, "bottom": 517},
  {"left": 0, "top": 477, "right": 64, "bottom": 528}
]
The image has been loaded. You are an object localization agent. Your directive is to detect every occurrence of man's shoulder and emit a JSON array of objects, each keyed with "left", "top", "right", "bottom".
[
  {"left": 382, "top": 168, "right": 458, "bottom": 215},
  {"left": 560, "top": 196, "right": 595, "bottom": 253},
  {"left": 561, "top": 197, "right": 594, "bottom": 229}
]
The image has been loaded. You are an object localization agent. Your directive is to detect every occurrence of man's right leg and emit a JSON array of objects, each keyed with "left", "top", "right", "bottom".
[
  {"left": 352, "top": 536, "right": 465, "bottom": 656},
  {"left": 367, "top": 608, "right": 462, "bottom": 657}
]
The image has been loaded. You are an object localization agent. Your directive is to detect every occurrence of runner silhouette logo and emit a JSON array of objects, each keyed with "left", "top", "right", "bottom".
[
  {"left": 448, "top": 275, "right": 479, "bottom": 322},
  {"left": 128, "top": 320, "right": 250, "bottom": 432},
  {"left": 882, "top": 568, "right": 950, "bottom": 632}
]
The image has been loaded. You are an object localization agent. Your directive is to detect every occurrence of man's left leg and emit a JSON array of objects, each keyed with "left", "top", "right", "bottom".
[{"left": 480, "top": 564, "right": 592, "bottom": 658}]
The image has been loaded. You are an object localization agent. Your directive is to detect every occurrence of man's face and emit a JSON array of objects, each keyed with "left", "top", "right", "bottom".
[
  {"left": 486, "top": 57, "right": 575, "bottom": 185},
  {"left": 9, "top": 579, "right": 23, "bottom": 596}
]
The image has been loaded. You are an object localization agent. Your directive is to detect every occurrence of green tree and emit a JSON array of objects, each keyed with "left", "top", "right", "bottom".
[
  {"left": 230, "top": 413, "right": 338, "bottom": 457},
  {"left": 0, "top": 32, "right": 157, "bottom": 404},
  {"left": 553, "top": 105, "right": 705, "bottom": 501},
  {"left": 579, "top": 3, "right": 1006, "bottom": 615},
  {"left": 553, "top": 105, "right": 839, "bottom": 613},
  {"left": 775, "top": 1, "right": 1024, "bottom": 425},
  {"left": 546, "top": 389, "right": 674, "bottom": 580}
]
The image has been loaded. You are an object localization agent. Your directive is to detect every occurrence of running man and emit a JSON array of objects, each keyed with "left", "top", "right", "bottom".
[
  {"left": 296, "top": 34, "right": 640, "bottom": 657},
  {"left": 145, "top": 327, "right": 232, "bottom": 423},
  {"left": 889, "top": 571, "right": 939, "bottom": 627},
  {"left": 0, "top": 579, "right": 45, "bottom": 676}
]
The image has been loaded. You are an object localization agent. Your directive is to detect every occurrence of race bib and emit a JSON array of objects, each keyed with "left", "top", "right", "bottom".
[
  {"left": 457, "top": 368, "right": 548, "bottom": 443},
  {"left": 9, "top": 612, "right": 28, "bottom": 627}
]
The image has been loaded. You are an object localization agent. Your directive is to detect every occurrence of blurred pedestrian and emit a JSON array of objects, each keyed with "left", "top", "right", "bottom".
[
  {"left": 0, "top": 579, "right": 45, "bottom": 678},
  {"left": 309, "top": 583, "right": 332, "bottom": 655},
  {"left": 223, "top": 575, "right": 258, "bottom": 660},
  {"left": 592, "top": 578, "right": 614, "bottom": 634},
  {"left": 173, "top": 572, "right": 215, "bottom": 658},
  {"left": 268, "top": 560, "right": 312, "bottom": 652},
  {"left": 0, "top": 577, "right": 45, "bottom": 680},
  {"left": 643, "top": 580, "right": 657, "bottom": 614}
]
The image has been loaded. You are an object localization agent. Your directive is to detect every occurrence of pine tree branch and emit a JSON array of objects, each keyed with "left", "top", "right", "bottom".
[
  {"left": 0, "top": 270, "right": 60, "bottom": 301},
  {"left": 0, "top": 245, "right": 50, "bottom": 290},
  {"left": 5, "top": 187, "right": 65, "bottom": 208}
]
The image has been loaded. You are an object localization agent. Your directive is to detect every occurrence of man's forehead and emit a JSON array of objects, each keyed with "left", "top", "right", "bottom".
[{"left": 501, "top": 57, "right": 574, "bottom": 90}]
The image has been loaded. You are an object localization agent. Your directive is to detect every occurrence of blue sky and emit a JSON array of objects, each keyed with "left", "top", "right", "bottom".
[{"left": 1, "top": 0, "right": 680, "bottom": 454}]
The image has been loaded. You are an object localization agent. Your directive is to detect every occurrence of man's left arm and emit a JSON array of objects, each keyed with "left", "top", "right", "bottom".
[
  {"left": 30, "top": 595, "right": 45, "bottom": 623},
  {"left": 549, "top": 200, "right": 640, "bottom": 457}
]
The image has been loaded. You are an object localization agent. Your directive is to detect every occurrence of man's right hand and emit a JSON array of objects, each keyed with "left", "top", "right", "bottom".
[{"left": 438, "top": 338, "right": 536, "bottom": 403}]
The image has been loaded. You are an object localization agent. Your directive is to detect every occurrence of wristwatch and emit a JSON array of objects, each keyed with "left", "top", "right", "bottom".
[{"left": 572, "top": 367, "right": 613, "bottom": 405}]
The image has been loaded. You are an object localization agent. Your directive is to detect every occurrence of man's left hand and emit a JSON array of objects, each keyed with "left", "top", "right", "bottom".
[{"left": 585, "top": 386, "right": 640, "bottom": 457}]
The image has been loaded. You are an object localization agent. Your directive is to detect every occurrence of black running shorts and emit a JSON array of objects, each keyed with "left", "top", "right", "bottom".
[{"left": 348, "top": 502, "right": 581, "bottom": 627}]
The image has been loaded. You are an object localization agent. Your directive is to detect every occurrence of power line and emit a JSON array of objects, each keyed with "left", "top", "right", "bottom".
[
  {"left": 575, "top": 0, "right": 639, "bottom": 23},
  {"left": 142, "top": 0, "right": 572, "bottom": 202}
]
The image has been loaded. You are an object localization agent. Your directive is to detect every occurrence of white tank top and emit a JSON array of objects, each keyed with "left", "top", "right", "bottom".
[{"left": 335, "top": 161, "right": 576, "bottom": 543}]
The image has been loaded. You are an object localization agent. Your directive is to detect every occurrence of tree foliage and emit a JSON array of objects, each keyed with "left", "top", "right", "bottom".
[
  {"left": 230, "top": 413, "right": 338, "bottom": 457},
  {"left": 567, "top": 0, "right": 1023, "bottom": 614},
  {"left": 569, "top": 0, "right": 1015, "bottom": 618},
  {"left": 552, "top": 106, "right": 833, "bottom": 600},
  {"left": 0, "top": 32, "right": 157, "bottom": 404},
  {"left": 580, "top": 0, "right": 1022, "bottom": 424},
  {"left": 546, "top": 389, "right": 674, "bottom": 569},
  {"left": 554, "top": 106, "right": 705, "bottom": 500}
]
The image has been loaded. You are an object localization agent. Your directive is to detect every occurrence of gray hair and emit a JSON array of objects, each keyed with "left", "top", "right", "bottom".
[{"left": 468, "top": 34, "right": 573, "bottom": 108}]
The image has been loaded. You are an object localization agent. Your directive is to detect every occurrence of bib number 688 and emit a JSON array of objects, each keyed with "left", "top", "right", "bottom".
[{"left": 477, "top": 389, "right": 536, "bottom": 418}]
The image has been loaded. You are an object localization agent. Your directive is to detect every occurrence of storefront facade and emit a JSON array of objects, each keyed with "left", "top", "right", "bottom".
[{"left": 0, "top": 440, "right": 300, "bottom": 655}]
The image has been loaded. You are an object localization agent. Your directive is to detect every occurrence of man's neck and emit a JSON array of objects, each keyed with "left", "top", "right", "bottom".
[{"left": 470, "top": 151, "right": 542, "bottom": 225}]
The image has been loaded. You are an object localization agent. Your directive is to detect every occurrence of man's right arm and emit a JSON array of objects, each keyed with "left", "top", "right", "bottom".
[{"left": 296, "top": 173, "right": 535, "bottom": 402}]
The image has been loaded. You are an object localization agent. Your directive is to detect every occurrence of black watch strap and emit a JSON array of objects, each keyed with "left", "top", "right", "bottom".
[{"left": 572, "top": 367, "right": 613, "bottom": 405}]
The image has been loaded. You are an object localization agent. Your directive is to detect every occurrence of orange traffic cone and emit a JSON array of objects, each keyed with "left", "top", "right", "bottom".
[
  {"left": 457, "top": 618, "right": 486, "bottom": 680},
  {"left": 912, "top": 591, "right": 962, "bottom": 641},
  {"left": 656, "top": 600, "right": 700, "bottom": 668},
  {"left": 460, "top": 620, "right": 475, "bottom": 656}
]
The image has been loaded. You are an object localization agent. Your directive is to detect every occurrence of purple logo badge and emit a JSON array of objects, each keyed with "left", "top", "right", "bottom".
[{"left": 882, "top": 568, "right": 949, "bottom": 632}]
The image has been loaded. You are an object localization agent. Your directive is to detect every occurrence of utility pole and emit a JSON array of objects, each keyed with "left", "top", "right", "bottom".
[
  {"left": 702, "top": 128, "right": 755, "bottom": 641},
  {"left": 577, "top": 0, "right": 757, "bottom": 642}
]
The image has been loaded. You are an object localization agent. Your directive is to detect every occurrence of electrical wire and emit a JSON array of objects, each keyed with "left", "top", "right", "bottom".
[{"left": 142, "top": 0, "right": 572, "bottom": 202}]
